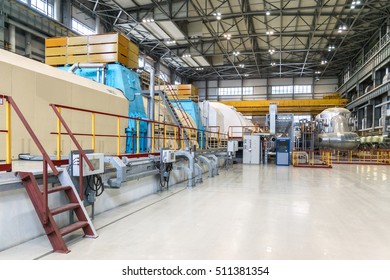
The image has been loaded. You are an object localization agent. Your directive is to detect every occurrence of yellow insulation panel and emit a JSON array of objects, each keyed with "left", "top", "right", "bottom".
[{"left": 45, "top": 33, "right": 139, "bottom": 67}]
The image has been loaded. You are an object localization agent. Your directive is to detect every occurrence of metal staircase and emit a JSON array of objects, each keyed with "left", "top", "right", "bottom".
[
  {"left": 1, "top": 94, "right": 97, "bottom": 253},
  {"left": 158, "top": 82, "right": 196, "bottom": 148},
  {"left": 19, "top": 170, "right": 97, "bottom": 253}
]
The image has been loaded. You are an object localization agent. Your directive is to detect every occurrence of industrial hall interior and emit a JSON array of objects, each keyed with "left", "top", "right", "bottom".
[{"left": 0, "top": 0, "right": 389, "bottom": 260}]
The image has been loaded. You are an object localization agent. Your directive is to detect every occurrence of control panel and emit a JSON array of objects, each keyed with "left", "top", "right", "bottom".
[
  {"left": 161, "top": 150, "right": 176, "bottom": 163},
  {"left": 71, "top": 153, "right": 104, "bottom": 176},
  {"left": 227, "top": 140, "right": 239, "bottom": 152}
]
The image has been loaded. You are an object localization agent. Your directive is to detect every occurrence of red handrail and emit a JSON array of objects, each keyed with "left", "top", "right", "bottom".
[
  {"left": 4, "top": 95, "right": 59, "bottom": 224},
  {"left": 50, "top": 104, "right": 95, "bottom": 200},
  {"left": 50, "top": 103, "right": 228, "bottom": 146}
]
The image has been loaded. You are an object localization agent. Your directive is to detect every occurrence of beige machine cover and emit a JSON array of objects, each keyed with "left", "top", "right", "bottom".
[{"left": 0, "top": 49, "right": 128, "bottom": 160}]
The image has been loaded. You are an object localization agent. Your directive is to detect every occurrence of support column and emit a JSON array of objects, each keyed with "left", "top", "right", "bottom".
[
  {"left": 9, "top": 24, "right": 16, "bottom": 53},
  {"left": 95, "top": 17, "right": 104, "bottom": 34},
  {"left": 62, "top": 0, "right": 72, "bottom": 29},
  {"left": 25, "top": 32, "right": 32, "bottom": 58},
  {"left": 54, "top": 0, "right": 61, "bottom": 22},
  {"left": 0, "top": 14, "right": 4, "bottom": 49}
]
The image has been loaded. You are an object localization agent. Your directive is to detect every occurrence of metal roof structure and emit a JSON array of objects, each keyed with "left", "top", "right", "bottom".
[{"left": 72, "top": 0, "right": 390, "bottom": 80}]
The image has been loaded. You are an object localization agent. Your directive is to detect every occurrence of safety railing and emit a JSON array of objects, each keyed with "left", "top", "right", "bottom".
[
  {"left": 227, "top": 125, "right": 264, "bottom": 140},
  {"left": 291, "top": 150, "right": 332, "bottom": 168},
  {"left": 330, "top": 149, "right": 390, "bottom": 165},
  {"left": 340, "top": 31, "right": 390, "bottom": 86},
  {"left": 0, "top": 95, "right": 59, "bottom": 224},
  {"left": 50, "top": 104, "right": 96, "bottom": 200},
  {"left": 49, "top": 104, "right": 229, "bottom": 158},
  {"left": 0, "top": 95, "right": 12, "bottom": 172}
]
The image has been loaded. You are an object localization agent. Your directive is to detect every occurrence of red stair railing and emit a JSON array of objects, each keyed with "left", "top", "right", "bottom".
[
  {"left": 2, "top": 95, "right": 59, "bottom": 223},
  {"left": 50, "top": 104, "right": 95, "bottom": 200}
]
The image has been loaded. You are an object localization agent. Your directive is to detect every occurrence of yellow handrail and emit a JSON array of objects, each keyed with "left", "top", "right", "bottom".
[
  {"left": 56, "top": 107, "right": 61, "bottom": 160},
  {"left": 117, "top": 117, "right": 121, "bottom": 156},
  {"left": 6, "top": 100, "right": 11, "bottom": 164},
  {"left": 92, "top": 112, "right": 96, "bottom": 152}
]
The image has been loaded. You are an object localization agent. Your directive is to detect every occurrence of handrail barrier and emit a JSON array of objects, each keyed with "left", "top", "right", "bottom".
[
  {"left": 292, "top": 150, "right": 332, "bottom": 168},
  {"left": 330, "top": 149, "right": 390, "bottom": 165},
  {"left": 227, "top": 125, "right": 264, "bottom": 140},
  {"left": 49, "top": 104, "right": 228, "bottom": 159},
  {"left": 1, "top": 95, "right": 59, "bottom": 224},
  {"left": 50, "top": 104, "right": 96, "bottom": 200},
  {"left": 0, "top": 95, "right": 11, "bottom": 172},
  {"left": 292, "top": 148, "right": 390, "bottom": 167}
]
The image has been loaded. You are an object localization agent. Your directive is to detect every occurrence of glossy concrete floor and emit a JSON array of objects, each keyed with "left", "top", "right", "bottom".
[{"left": 2, "top": 163, "right": 390, "bottom": 260}]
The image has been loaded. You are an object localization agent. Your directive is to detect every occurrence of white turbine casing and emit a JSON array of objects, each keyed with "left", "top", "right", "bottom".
[{"left": 199, "top": 101, "right": 254, "bottom": 137}]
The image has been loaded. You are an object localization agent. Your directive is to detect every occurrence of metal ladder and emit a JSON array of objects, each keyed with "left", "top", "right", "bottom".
[
  {"left": 158, "top": 82, "right": 196, "bottom": 148},
  {"left": 1, "top": 94, "right": 97, "bottom": 253},
  {"left": 19, "top": 170, "right": 97, "bottom": 253}
]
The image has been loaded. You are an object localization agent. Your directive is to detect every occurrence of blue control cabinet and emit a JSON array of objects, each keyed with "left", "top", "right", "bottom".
[{"left": 276, "top": 137, "right": 290, "bottom": 166}]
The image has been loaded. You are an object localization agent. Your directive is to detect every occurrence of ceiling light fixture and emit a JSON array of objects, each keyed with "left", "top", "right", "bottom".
[
  {"left": 328, "top": 45, "right": 335, "bottom": 51},
  {"left": 166, "top": 40, "right": 176, "bottom": 45},
  {"left": 268, "top": 49, "right": 275, "bottom": 54},
  {"left": 233, "top": 51, "right": 240, "bottom": 56},
  {"left": 239, "top": 64, "right": 245, "bottom": 68},
  {"left": 266, "top": 10, "right": 271, "bottom": 16},
  {"left": 315, "top": 71, "right": 321, "bottom": 74},
  {"left": 321, "top": 60, "right": 328, "bottom": 65},
  {"left": 270, "top": 62, "right": 276, "bottom": 66},
  {"left": 196, "top": 67, "right": 204, "bottom": 71},
  {"left": 351, "top": 1, "right": 361, "bottom": 9},
  {"left": 142, "top": 18, "right": 154, "bottom": 23},
  {"left": 338, "top": 24, "right": 347, "bottom": 33},
  {"left": 182, "top": 54, "right": 191, "bottom": 58},
  {"left": 213, "top": 12, "right": 222, "bottom": 20},
  {"left": 223, "top": 33, "right": 232, "bottom": 40},
  {"left": 266, "top": 31, "right": 274, "bottom": 35}
]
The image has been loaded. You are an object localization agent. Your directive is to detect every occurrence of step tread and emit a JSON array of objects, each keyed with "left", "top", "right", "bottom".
[
  {"left": 60, "top": 221, "right": 89, "bottom": 236},
  {"left": 47, "top": 185, "right": 72, "bottom": 194},
  {"left": 50, "top": 203, "right": 80, "bottom": 215}
]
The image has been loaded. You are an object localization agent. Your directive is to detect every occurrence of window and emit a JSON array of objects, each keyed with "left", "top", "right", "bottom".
[
  {"left": 31, "top": 0, "right": 53, "bottom": 18},
  {"left": 272, "top": 85, "right": 311, "bottom": 94},
  {"left": 138, "top": 56, "right": 144, "bottom": 68},
  {"left": 218, "top": 87, "right": 253, "bottom": 96},
  {"left": 294, "top": 115, "right": 312, "bottom": 123},
  {"left": 71, "top": 18, "right": 96, "bottom": 35},
  {"left": 158, "top": 72, "right": 170, "bottom": 83}
]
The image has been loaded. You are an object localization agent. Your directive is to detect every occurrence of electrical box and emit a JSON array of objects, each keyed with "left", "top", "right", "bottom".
[
  {"left": 161, "top": 150, "right": 176, "bottom": 163},
  {"left": 227, "top": 140, "right": 238, "bottom": 152},
  {"left": 243, "top": 135, "right": 260, "bottom": 164},
  {"left": 276, "top": 137, "right": 290, "bottom": 166},
  {"left": 71, "top": 153, "right": 104, "bottom": 176}
]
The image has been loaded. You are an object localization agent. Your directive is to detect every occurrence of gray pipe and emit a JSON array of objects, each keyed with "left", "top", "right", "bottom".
[
  {"left": 68, "top": 63, "right": 107, "bottom": 73},
  {"left": 206, "top": 154, "right": 219, "bottom": 176},
  {"left": 197, "top": 155, "right": 214, "bottom": 178},
  {"left": 176, "top": 150, "right": 195, "bottom": 187},
  {"left": 194, "top": 163, "right": 203, "bottom": 184}
]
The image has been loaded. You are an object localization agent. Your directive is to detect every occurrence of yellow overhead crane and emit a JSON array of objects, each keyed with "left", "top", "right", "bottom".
[{"left": 220, "top": 98, "right": 348, "bottom": 116}]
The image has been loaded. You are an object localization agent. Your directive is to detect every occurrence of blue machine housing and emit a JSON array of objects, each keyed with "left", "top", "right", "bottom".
[
  {"left": 171, "top": 100, "right": 206, "bottom": 148},
  {"left": 58, "top": 63, "right": 148, "bottom": 154}
]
